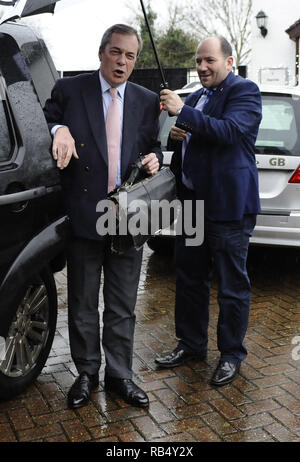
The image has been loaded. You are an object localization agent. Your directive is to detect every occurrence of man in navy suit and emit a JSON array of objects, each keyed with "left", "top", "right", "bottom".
[
  {"left": 44, "top": 24, "right": 162, "bottom": 408},
  {"left": 156, "top": 36, "right": 262, "bottom": 386}
]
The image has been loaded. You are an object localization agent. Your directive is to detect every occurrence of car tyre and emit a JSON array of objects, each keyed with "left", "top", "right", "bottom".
[{"left": 0, "top": 268, "right": 57, "bottom": 400}]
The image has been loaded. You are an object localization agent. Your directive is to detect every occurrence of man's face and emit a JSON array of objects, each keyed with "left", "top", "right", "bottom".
[
  {"left": 196, "top": 38, "right": 233, "bottom": 89},
  {"left": 99, "top": 32, "right": 139, "bottom": 87}
]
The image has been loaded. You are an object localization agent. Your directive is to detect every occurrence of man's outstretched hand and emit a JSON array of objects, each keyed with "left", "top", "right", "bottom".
[{"left": 52, "top": 126, "right": 79, "bottom": 169}]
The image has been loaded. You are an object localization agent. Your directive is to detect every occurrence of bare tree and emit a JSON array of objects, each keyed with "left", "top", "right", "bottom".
[
  {"left": 180, "top": 0, "right": 253, "bottom": 67},
  {"left": 125, "top": 0, "right": 198, "bottom": 68}
]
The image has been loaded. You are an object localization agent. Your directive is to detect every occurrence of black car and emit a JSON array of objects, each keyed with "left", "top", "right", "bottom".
[{"left": 0, "top": 19, "right": 68, "bottom": 399}]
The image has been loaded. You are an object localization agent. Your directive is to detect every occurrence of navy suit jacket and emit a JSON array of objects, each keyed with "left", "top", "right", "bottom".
[
  {"left": 171, "top": 72, "right": 262, "bottom": 221},
  {"left": 44, "top": 71, "right": 163, "bottom": 239}
]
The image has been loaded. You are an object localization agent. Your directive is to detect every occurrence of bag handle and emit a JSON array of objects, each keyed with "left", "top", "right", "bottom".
[
  {"left": 124, "top": 154, "right": 148, "bottom": 187},
  {"left": 108, "top": 154, "right": 151, "bottom": 197}
]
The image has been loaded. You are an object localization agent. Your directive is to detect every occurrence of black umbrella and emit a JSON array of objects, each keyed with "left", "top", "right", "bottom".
[{"left": 0, "top": 0, "right": 61, "bottom": 24}]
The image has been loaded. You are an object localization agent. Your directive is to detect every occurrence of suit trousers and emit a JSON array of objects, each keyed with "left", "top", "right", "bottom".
[
  {"left": 174, "top": 187, "right": 256, "bottom": 364},
  {"left": 66, "top": 236, "right": 143, "bottom": 378}
]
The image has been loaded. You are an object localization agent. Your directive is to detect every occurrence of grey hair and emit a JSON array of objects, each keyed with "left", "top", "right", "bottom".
[{"left": 99, "top": 24, "right": 143, "bottom": 56}]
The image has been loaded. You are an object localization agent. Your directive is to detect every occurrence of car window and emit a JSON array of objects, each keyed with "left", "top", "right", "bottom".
[
  {"left": 159, "top": 113, "right": 177, "bottom": 151},
  {"left": 255, "top": 94, "right": 300, "bottom": 155},
  {"left": 159, "top": 96, "right": 187, "bottom": 150},
  {"left": 159, "top": 91, "right": 300, "bottom": 157},
  {"left": 0, "top": 86, "right": 12, "bottom": 163}
]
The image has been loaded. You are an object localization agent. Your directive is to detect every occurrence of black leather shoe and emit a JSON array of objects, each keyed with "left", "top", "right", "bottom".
[
  {"left": 210, "top": 361, "right": 240, "bottom": 386},
  {"left": 155, "top": 347, "right": 206, "bottom": 368},
  {"left": 104, "top": 376, "right": 149, "bottom": 408},
  {"left": 67, "top": 372, "right": 99, "bottom": 409}
]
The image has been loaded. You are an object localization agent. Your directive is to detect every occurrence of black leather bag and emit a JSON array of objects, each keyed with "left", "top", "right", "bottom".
[{"left": 108, "top": 157, "right": 177, "bottom": 254}]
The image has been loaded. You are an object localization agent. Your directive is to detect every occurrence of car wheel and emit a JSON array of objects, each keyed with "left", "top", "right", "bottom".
[
  {"left": 147, "top": 237, "right": 175, "bottom": 256},
  {"left": 0, "top": 268, "right": 57, "bottom": 400}
]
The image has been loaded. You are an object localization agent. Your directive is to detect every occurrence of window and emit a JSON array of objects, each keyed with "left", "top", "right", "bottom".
[
  {"left": 0, "top": 100, "right": 12, "bottom": 162},
  {"left": 256, "top": 94, "right": 300, "bottom": 155},
  {"left": 0, "top": 74, "right": 15, "bottom": 164},
  {"left": 159, "top": 96, "right": 187, "bottom": 151}
]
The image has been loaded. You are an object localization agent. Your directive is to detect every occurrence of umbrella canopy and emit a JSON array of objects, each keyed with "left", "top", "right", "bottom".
[{"left": 0, "top": 0, "right": 61, "bottom": 25}]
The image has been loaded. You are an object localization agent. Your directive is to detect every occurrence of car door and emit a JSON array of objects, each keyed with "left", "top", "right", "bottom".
[{"left": 0, "top": 27, "right": 61, "bottom": 281}]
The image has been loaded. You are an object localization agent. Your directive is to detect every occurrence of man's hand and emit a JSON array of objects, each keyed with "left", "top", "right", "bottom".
[
  {"left": 160, "top": 89, "right": 184, "bottom": 116},
  {"left": 170, "top": 124, "right": 187, "bottom": 142},
  {"left": 52, "top": 126, "right": 79, "bottom": 169},
  {"left": 142, "top": 153, "right": 160, "bottom": 175}
]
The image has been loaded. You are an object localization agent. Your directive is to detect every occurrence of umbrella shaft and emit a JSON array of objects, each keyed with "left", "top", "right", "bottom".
[{"left": 139, "top": 0, "right": 168, "bottom": 89}]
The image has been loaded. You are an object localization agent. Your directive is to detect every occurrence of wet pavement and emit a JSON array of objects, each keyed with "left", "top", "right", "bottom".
[{"left": 0, "top": 244, "right": 300, "bottom": 443}]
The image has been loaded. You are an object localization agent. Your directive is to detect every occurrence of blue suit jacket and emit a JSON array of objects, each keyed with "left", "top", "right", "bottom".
[
  {"left": 44, "top": 71, "right": 163, "bottom": 239},
  {"left": 172, "top": 72, "right": 262, "bottom": 221}
]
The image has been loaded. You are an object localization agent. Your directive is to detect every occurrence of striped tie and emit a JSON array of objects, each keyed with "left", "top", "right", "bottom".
[{"left": 203, "top": 88, "right": 213, "bottom": 106}]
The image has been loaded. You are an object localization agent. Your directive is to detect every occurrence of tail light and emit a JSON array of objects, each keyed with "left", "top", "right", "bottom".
[{"left": 289, "top": 165, "right": 300, "bottom": 183}]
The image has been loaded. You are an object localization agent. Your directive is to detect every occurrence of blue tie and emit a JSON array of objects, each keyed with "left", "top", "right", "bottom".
[{"left": 203, "top": 88, "right": 214, "bottom": 106}]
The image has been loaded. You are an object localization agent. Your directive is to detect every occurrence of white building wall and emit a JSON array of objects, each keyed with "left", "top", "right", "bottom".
[{"left": 249, "top": 0, "right": 300, "bottom": 86}]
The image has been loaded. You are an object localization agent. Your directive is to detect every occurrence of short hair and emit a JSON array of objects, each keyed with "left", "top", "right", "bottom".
[
  {"left": 217, "top": 36, "right": 233, "bottom": 58},
  {"left": 99, "top": 24, "right": 143, "bottom": 56}
]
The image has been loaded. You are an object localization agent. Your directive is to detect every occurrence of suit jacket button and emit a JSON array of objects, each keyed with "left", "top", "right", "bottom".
[
  {"left": 80, "top": 143, "right": 85, "bottom": 148},
  {"left": 85, "top": 166, "right": 90, "bottom": 172},
  {"left": 83, "top": 188, "right": 88, "bottom": 193}
]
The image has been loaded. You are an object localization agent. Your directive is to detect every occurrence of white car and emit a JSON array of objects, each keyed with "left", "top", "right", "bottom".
[{"left": 148, "top": 83, "right": 300, "bottom": 253}]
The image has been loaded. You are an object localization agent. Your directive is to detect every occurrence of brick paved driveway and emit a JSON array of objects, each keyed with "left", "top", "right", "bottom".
[{"left": 0, "top": 245, "right": 300, "bottom": 442}]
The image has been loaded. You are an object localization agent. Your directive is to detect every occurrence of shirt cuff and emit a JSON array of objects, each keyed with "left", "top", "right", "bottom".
[{"left": 51, "top": 125, "right": 66, "bottom": 137}]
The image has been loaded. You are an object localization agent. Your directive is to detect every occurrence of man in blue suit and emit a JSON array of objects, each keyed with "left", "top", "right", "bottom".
[
  {"left": 156, "top": 36, "right": 262, "bottom": 386},
  {"left": 44, "top": 24, "right": 162, "bottom": 408}
]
